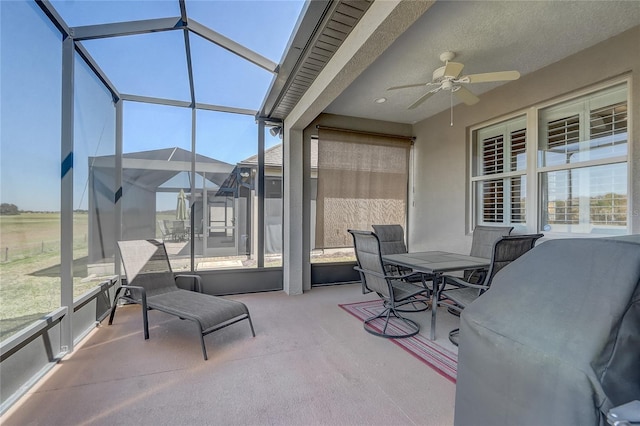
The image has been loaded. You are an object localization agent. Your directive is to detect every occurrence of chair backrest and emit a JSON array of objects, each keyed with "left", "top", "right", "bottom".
[
  {"left": 348, "top": 230, "right": 391, "bottom": 298},
  {"left": 482, "top": 234, "right": 544, "bottom": 288},
  {"left": 157, "top": 220, "right": 169, "bottom": 237},
  {"left": 173, "top": 220, "right": 185, "bottom": 233},
  {"left": 372, "top": 224, "right": 407, "bottom": 255},
  {"left": 470, "top": 225, "right": 514, "bottom": 259},
  {"left": 117, "top": 239, "right": 179, "bottom": 298}
]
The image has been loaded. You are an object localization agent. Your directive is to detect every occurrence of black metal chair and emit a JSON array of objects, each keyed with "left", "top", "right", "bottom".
[
  {"left": 372, "top": 224, "right": 432, "bottom": 313},
  {"left": 464, "top": 225, "right": 514, "bottom": 283},
  {"left": 109, "top": 239, "right": 255, "bottom": 360},
  {"left": 442, "top": 233, "right": 543, "bottom": 345},
  {"left": 348, "top": 230, "right": 430, "bottom": 338}
]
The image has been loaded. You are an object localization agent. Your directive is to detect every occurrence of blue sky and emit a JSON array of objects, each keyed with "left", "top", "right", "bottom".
[{"left": 1, "top": 0, "right": 304, "bottom": 211}]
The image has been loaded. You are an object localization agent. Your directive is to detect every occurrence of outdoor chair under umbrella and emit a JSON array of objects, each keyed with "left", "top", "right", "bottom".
[{"left": 174, "top": 189, "right": 188, "bottom": 241}]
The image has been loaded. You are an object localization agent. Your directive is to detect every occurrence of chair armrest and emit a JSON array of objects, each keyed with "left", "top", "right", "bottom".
[
  {"left": 119, "top": 284, "right": 147, "bottom": 303},
  {"left": 464, "top": 268, "right": 487, "bottom": 284},
  {"left": 443, "top": 275, "right": 489, "bottom": 290},
  {"left": 175, "top": 274, "right": 203, "bottom": 292}
]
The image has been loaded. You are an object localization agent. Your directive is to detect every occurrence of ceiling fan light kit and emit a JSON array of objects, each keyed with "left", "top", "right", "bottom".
[{"left": 387, "top": 51, "right": 521, "bottom": 115}]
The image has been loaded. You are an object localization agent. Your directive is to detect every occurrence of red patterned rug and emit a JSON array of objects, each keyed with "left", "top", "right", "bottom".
[{"left": 339, "top": 299, "right": 458, "bottom": 383}]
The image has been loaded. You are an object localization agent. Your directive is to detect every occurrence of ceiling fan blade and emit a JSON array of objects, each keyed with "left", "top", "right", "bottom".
[
  {"left": 408, "top": 91, "right": 436, "bottom": 110},
  {"left": 443, "top": 61, "right": 464, "bottom": 78},
  {"left": 387, "top": 82, "right": 429, "bottom": 91},
  {"left": 453, "top": 86, "right": 480, "bottom": 105},
  {"left": 462, "top": 70, "right": 521, "bottom": 84}
]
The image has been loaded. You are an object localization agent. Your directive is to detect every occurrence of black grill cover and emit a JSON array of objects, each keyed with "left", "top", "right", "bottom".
[{"left": 455, "top": 237, "right": 640, "bottom": 426}]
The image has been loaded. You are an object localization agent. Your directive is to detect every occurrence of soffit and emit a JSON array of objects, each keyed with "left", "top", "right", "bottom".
[{"left": 259, "top": 0, "right": 373, "bottom": 122}]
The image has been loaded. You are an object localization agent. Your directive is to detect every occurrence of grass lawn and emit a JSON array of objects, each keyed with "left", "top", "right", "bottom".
[
  {"left": 0, "top": 212, "right": 356, "bottom": 341},
  {"left": 0, "top": 212, "right": 112, "bottom": 341}
]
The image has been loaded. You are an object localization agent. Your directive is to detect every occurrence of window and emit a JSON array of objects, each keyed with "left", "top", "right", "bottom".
[
  {"left": 471, "top": 81, "right": 628, "bottom": 235},
  {"left": 538, "top": 83, "right": 628, "bottom": 234},
  {"left": 472, "top": 117, "right": 527, "bottom": 228}
]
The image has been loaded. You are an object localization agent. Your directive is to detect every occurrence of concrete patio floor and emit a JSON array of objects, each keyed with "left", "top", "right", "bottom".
[{"left": 2, "top": 283, "right": 459, "bottom": 426}]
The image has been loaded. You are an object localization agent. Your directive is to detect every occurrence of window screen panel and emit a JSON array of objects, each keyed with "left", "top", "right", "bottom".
[{"left": 540, "top": 163, "right": 626, "bottom": 233}]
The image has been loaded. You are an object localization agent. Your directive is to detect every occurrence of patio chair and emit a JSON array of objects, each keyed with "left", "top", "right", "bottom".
[
  {"left": 372, "top": 224, "right": 411, "bottom": 276},
  {"left": 442, "top": 233, "right": 543, "bottom": 345},
  {"left": 372, "top": 224, "right": 408, "bottom": 257},
  {"left": 163, "top": 220, "right": 175, "bottom": 241},
  {"left": 372, "top": 224, "right": 432, "bottom": 306},
  {"left": 173, "top": 220, "right": 187, "bottom": 241},
  {"left": 109, "top": 239, "right": 255, "bottom": 360},
  {"left": 465, "top": 225, "right": 514, "bottom": 283},
  {"left": 348, "top": 230, "right": 430, "bottom": 338},
  {"left": 157, "top": 220, "right": 170, "bottom": 241}
]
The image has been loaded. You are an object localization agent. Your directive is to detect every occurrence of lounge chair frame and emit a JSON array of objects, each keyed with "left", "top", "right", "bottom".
[{"left": 109, "top": 239, "right": 255, "bottom": 360}]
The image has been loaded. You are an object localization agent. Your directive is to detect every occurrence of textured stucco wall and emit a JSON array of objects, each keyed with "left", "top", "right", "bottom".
[{"left": 411, "top": 26, "right": 640, "bottom": 253}]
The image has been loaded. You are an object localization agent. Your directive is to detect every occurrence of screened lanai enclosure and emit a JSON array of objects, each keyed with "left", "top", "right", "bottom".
[
  {"left": 1, "top": 0, "right": 305, "bottom": 343},
  {"left": 0, "top": 1, "right": 330, "bottom": 410},
  {"left": 1, "top": 1, "right": 377, "bottom": 388},
  {"left": 0, "top": 0, "right": 321, "bottom": 412}
]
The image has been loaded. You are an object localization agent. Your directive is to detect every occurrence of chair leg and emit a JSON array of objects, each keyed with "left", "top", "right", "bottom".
[
  {"left": 449, "top": 328, "right": 460, "bottom": 346},
  {"left": 200, "top": 333, "right": 208, "bottom": 361},
  {"left": 363, "top": 306, "right": 420, "bottom": 339},
  {"left": 108, "top": 287, "right": 125, "bottom": 325},
  {"left": 247, "top": 314, "right": 256, "bottom": 337},
  {"left": 141, "top": 297, "right": 149, "bottom": 340}
]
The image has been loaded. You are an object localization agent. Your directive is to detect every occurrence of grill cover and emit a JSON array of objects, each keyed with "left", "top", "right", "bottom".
[{"left": 455, "top": 237, "right": 640, "bottom": 426}]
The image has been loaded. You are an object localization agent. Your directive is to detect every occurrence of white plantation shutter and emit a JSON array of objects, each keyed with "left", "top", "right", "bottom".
[
  {"left": 475, "top": 118, "right": 527, "bottom": 226},
  {"left": 510, "top": 128, "right": 526, "bottom": 172},
  {"left": 510, "top": 176, "right": 526, "bottom": 224},
  {"left": 482, "top": 179, "right": 504, "bottom": 223},
  {"left": 482, "top": 135, "right": 504, "bottom": 175}
]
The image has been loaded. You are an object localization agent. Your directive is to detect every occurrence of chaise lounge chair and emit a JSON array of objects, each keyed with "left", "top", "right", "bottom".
[{"left": 109, "top": 239, "right": 255, "bottom": 360}]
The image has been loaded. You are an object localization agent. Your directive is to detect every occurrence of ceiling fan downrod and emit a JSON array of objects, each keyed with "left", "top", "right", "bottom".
[{"left": 450, "top": 89, "right": 454, "bottom": 127}]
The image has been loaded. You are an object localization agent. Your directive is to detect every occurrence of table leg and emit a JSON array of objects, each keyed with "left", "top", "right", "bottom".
[{"left": 430, "top": 273, "right": 442, "bottom": 340}]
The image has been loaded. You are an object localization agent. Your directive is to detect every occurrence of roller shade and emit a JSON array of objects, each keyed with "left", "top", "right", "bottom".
[{"left": 315, "top": 129, "right": 411, "bottom": 249}]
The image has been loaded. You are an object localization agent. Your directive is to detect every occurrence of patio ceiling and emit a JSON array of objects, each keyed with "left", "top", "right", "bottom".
[{"left": 263, "top": 0, "right": 640, "bottom": 125}]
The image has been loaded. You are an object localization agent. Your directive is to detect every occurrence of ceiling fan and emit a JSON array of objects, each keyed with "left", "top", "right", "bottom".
[{"left": 387, "top": 51, "right": 521, "bottom": 110}]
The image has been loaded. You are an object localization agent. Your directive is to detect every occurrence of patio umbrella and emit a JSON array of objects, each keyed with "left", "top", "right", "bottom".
[{"left": 176, "top": 189, "right": 188, "bottom": 221}]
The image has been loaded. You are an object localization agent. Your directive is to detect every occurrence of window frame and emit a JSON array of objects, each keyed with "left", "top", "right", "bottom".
[
  {"left": 471, "top": 116, "right": 528, "bottom": 230},
  {"left": 468, "top": 76, "right": 631, "bottom": 236}
]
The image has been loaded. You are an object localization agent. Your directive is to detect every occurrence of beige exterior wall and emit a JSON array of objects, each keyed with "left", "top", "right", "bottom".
[{"left": 410, "top": 25, "right": 640, "bottom": 253}]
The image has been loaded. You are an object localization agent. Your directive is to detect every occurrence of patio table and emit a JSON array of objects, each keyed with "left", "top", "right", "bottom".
[{"left": 382, "top": 251, "right": 490, "bottom": 340}]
